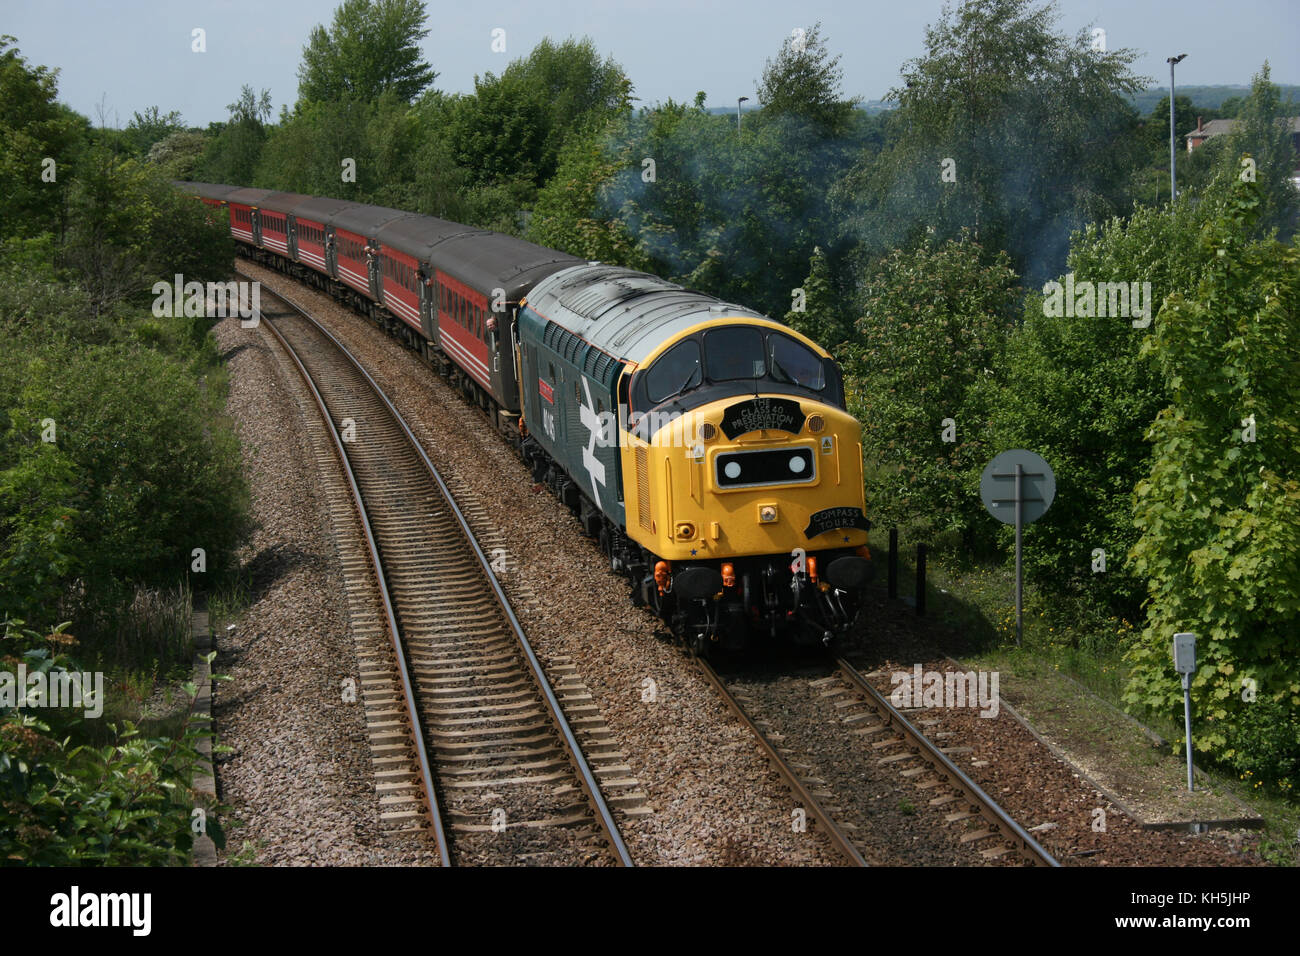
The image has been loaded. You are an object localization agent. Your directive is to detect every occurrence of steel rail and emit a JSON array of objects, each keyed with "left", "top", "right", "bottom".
[
  {"left": 835, "top": 657, "right": 1059, "bottom": 867},
  {"left": 695, "top": 659, "right": 869, "bottom": 867},
  {"left": 250, "top": 273, "right": 634, "bottom": 866},
  {"left": 257, "top": 297, "right": 452, "bottom": 865}
]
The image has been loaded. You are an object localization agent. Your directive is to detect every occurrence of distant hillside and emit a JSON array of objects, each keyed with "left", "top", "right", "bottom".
[
  {"left": 1130, "top": 84, "right": 1300, "bottom": 116},
  {"left": 702, "top": 85, "right": 1299, "bottom": 119},
  {"left": 706, "top": 99, "right": 897, "bottom": 116}
]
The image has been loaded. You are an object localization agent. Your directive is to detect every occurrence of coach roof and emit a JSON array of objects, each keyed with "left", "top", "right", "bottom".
[
  {"left": 258, "top": 191, "right": 314, "bottom": 215},
  {"left": 326, "top": 203, "right": 414, "bottom": 238},
  {"left": 289, "top": 196, "right": 358, "bottom": 226},
  {"left": 375, "top": 214, "right": 488, "bottom": 264},
  {"left": 432, "top": 232, "right": 583, "bottom": 301},
  {"left": 523, "top": 264, "right": 768, "bottom": 366},
  {"left": 224, "top": 187, "right": 274, "bottom": 207},
  {"left": 176, "top": 181, "right": 239, "bottom": 201}
]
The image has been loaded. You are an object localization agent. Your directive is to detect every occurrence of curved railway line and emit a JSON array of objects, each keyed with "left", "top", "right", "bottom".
[
  {"left": 237, "top": 261, "right": 1054, "bottom": 868},
  {"left": 252, "top": 278, "right": 633, "bottom": 866}
]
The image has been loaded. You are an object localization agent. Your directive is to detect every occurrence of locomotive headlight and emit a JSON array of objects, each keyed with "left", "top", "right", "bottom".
[
  {"left": 675, "top": 522, "right": 696, "bottom": 540},
  {"left": 807, "top": 414, "right": 825, "bottom": 433},
  {"left": 758, "top": 504, "right": 778, "bottom": 523}
]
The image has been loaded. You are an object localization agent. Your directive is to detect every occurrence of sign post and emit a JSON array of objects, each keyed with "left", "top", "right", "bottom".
[
  {"left": 1173, "top": 632, "right": 1197, "bottom": 791},
  {"left": 980, "top": 449, "right": 1056, "bottom": 646}
]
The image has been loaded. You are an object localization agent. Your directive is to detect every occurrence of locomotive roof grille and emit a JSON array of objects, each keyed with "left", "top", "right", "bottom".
[
  {"left": 544, "top": 321, "right": 584, "bottom": 364},
  {"left": 583, "top": 346, "right": 614, "bottom": 383},
  {"left": 543, "top": 320, "right": 618, "bottom": 383}
]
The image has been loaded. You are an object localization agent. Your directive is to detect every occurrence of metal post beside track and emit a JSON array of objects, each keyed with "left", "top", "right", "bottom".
[
  {"left": 915, "top": 544, "right": 927, "bottom": 616},
  {"left": 888, "top": 527, "right": 898, "bottom": 599}
]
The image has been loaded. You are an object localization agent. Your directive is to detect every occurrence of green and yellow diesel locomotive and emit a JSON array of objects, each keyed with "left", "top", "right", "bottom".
[{"left": 517, "top": 265, "right": 873, "bottom": 652}]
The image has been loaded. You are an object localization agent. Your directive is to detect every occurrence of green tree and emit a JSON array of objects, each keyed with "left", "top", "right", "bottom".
[
  {"left": 755, "top": 22, "right": 858, "bottom": 136},
  {"left": 569, "top": 26, "right": 865, "bottom": 318},
  {"left": 1218, "top": 62, "right": 1298, "bottom": 239},
  {"left": 843, "top": 236, "right": 1022, "bottom": 544},
  {"left": 124, "top": 106, "right": 183, "bottom": 157},
  {"left": 782, "top": 245, "right": 841, "bottom": 347},
  {"left": 979, "top": 179, "right": 1242, "bottom": 620},
  {"left": 0, "top": 344, "right": 247, "bottom": 628},
  {"left": 61, "top": 150, "right": 234, "bottom": 317},
  {"left": 195, "top": 86, "right": 271, "bottom": 186},
  {"left": 838, "top": 0, "right": 1147, "bottom": 284},
  {"left": 297, "top": 0, "right": 436, "bottom": 104},
  {"left": 0, "top": 36, "right": 86, "bottom": 240},
  {"left": 145, "top": 128, "right": 209, "bottom": 181},
  {"left": 1125, "top": 179, "right": 1300, "bottom": 787},
  {"left": 445, "top": 37, "right": 632, "bottom": 192},
  {"left": 253, "top": 96, "right": 370, "bottom": 196},
  {"left": 527, "top": 119, "right": 649, "bottom": 268}
]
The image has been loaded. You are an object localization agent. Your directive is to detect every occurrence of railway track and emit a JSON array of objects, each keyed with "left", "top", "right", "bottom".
[
  {"left": 832, "top": 657, "right": 1058, "bottom": 866},
  {"left": 253, "top": 280, "right": 633, "bottom": 866},
  {"left": 696, "top": 659, "right": 869, "bottom": 866},
  {"left": 704, "top": 656, "right": 1059, "bottom": 867}
]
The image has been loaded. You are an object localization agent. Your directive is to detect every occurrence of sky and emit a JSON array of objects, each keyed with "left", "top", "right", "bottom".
[{"left": 6, "top": 0, "right": 1298, "bottom": 128}]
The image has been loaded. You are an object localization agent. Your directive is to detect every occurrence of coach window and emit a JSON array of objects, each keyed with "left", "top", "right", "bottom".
[{"left": 645, "top": 339, "right": 702, "bottom": 405}]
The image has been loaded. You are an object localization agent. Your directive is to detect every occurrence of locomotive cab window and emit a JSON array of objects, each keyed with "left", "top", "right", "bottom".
[
  {"left": 768, "top": 333, "right": 825, "bottom": 391},
  {"left": 631, "top": 323, "right": 846, "bottom": 421},
  {"left": 644, "top": 339, "right": 701, "bottom": 404},
  {"left": 704, "top": 326, "right": 765, "bottom": 381}
]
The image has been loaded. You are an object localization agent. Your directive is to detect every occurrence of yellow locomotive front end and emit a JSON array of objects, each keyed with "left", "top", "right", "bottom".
[{"left": 619, "top": 318, "right": 873, "bottom": 650}]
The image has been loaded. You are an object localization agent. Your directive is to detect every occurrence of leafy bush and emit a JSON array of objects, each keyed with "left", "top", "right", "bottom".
[
  {"left": 978, "top": 188, "right": 1241, "bottom": 620},
  {"left": 1124, "top": 179, "right": 1300, "bottom": 784},
  {"left": 0, "top": 344, "right": 248, "bottom": 641},
  {"left": 62, "top": 149, "right": 234, "bottom": 317},
  {"left": 0, "top": 621, "right": 223, "bottom": 864},
  {"left": 837, "top": 235, "right": 1021, "bottom": 546},
  {"left": 0, "top": 37, "right": 87, "bottom": 242},
  {"left": 1221, "top": 694, "right": 1299, "bottom": 795}
]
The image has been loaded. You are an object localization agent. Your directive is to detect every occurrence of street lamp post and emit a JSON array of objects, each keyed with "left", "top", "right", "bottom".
[
  {"left": 737, "top": 95, "right": 749, "bottom": 133},
  {"left": 1167, "top": 54, "right": 1187, "bottom": 202}
]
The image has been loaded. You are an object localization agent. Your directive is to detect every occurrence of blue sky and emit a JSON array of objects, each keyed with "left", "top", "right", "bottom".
[{"left": 7, "top": 0, "right": 1298, "bottom": 127}]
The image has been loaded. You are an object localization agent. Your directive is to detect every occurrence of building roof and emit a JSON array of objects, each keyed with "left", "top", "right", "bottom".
[{"left": 1188, "top": 116, "right": 1300, "bottom": 142}]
